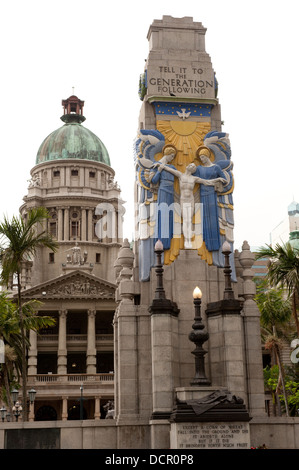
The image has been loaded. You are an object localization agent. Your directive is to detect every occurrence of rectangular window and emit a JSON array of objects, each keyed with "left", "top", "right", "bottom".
[
  {"left": 89, "top": 171, "right": 96, "bottom": 178},
  {"left": 96, "top": 253, "right": 101, "bottom": 263},
  {"left": 49, "top": 222, "right": 57, "bottom": 238},
  {"left": 71, "top": 170, "right": 78, "bottom": 176},
  {"left": 49, "top": 252, "right": 55, "bottom": 263},
  {"left": 53, "top": 170, "right": 60, "bottom": 177},
  {"left": 71, "top": 220, "right": 79, "bottom": 238}
]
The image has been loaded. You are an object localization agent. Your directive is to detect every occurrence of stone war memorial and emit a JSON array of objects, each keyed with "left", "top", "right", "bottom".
[
  {"left": 114, "top": 16, "right": 299, "bottom": 450},
  {"left": 1, "top": 15, "right": 299, "bottom": 451},
  {"left": 114, "top": 15, "right": 261, "bottom": 450}
]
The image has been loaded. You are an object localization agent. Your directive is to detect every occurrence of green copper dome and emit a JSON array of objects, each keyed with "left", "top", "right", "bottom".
[{"left": 35, "top": 95, "right": 110, "bottom": 166}]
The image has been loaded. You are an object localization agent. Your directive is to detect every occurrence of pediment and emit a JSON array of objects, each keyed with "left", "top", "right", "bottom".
[{"left": 20, "top": 270, "right": 116, "bottom": 300}]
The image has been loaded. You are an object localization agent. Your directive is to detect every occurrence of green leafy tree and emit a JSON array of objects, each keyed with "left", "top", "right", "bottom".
[{"left": 0, "top": 207, "right": 58, "bottom": 420}]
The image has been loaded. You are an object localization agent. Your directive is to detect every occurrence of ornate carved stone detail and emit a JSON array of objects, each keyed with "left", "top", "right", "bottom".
[
  {"left": 20, "top": 270, "right": 116, "bottom": 300},
  {"left": 47, "top": 278, "right": 114, "bottom": 298}
]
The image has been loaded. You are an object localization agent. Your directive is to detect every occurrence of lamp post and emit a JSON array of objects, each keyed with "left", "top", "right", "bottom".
[
  {"left": 154, "top": 240, "right": 165, "bottom": 300},
  {"left": 0, "top": 406, "right": 10, "bottom": 422},
  {"left": 12, "top": 401, "right": 22, "bottom": 422},
  {"left": 222, "top": 241, "right": 235, "bottom": 300},
  {"left": 28, "top": 388, "right": 36, "bottom": 404},
  {"left": 28, "top": 388, "right": 36, "bottom": 421},
  {"left": 10, "top": 388, "right": 37, "bottom": 422},
  {"left": 189, "top": 287, "right": 210, "bottom": 386}
]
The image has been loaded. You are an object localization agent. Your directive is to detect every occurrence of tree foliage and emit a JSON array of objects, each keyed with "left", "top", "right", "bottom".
[{"left": 256, "top": 241, "right": 299, "bottom": 335}]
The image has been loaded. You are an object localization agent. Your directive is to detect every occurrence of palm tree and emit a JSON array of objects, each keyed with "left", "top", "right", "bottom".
[
  {"left": 256, "top": 242, "right": 299, "bottom": 335},
  {"left": 255, "top": 280, "right": 292, "bottom": 416},
  {"left": 0, "top": 207, "right": 58, "bottom": 420}
]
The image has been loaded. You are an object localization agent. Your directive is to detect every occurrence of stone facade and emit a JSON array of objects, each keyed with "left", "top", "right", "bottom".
[{"left": 6, "top": 95, "right": 124, "bottom": 422}]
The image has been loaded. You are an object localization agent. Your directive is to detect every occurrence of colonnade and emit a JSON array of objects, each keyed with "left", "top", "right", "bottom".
[
  {"left": 28, "top": 309, "right": 105, "bottom": 376},
  {"left": 56, "top": 207, "right": 96, "bottom": 242}
]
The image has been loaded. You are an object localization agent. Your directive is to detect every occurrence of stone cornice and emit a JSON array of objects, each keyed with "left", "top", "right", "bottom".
[{"left": 30, "top": 159, "right": 115, "bottom": 175}]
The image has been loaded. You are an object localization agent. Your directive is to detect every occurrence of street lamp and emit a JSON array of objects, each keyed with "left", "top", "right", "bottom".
[
  {"left": 0, "top": 406, "right": 10, "bottom": 423},
  {"left": 10, "top": 388, "right": 37, "bottom": 421},
  {"left": 11, "top": 388, "right": 22, "bottom": 421},
  {"left": 28, "top": 388, "right": 36, "bottom": 404},
  {"left": 12, "top": 401, "right": 22, "bottom": 422},
  {"left": 11, "top": 388, "right": 19, "bottom": 404},
  {"left": 0, "top": 406, "right": 6, "bottom": 422},
  {"left": 188, "top": 286, "right": 211, "bottom": 386}
]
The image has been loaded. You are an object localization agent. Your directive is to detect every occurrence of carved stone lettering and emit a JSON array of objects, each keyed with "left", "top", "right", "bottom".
[{"left": 170, "top": 422, "right": 250, "bottom": 449}]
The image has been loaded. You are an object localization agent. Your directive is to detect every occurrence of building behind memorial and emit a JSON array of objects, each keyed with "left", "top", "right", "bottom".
[{"left": 11, "top": 94, "right": 124, "bottom": 421}]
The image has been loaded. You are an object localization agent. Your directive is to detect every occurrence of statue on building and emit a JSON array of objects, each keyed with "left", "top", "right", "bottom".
[
  {"left": 28, "top": 173, "right": 41, "bottom": 187},
  {"left": 66, "top": 242, "right": 88, "bottom": 265}
]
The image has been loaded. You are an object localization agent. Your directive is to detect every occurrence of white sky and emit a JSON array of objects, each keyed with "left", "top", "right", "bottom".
[{"left": 0, "top": 0, "right": 298, "bottom": 251}]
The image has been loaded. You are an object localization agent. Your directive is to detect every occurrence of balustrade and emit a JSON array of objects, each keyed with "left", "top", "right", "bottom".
[{"left": 28, "top": 373, "right": 114, "bottom": 384}]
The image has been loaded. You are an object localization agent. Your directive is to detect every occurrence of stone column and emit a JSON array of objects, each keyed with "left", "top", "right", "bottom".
[
  {"left": 62, "top": 396, "right": 68, "bottom": 421},
  {"left": 94, "top": 396, "right": 101, "bottom": 420},
  {"left": 239, "top": 241, "right": 266, "bottom": 416},
  {"left": 58, "top": 310, "right": 67, "bottom": 375},
  {"left": 28, "top": 330, "right": 37, "bottom": 376},
  {"left": 81, "top": 208, "right": 87, "bottom": 241},
  {"left": 58, "top": 208, "right": 63, "bottom": 241},
  {"left": 79, "top": 167, "right": 84, "bottom": 187},
  {"left": 87, "top": 309, "right": 97, "bottom": 374},
  {"left": 206, "top": 242, "right": 247, "bottom": 403},
  {"left": 149, "top": 241, "right": 179, "bottom": 419},
  {"left": 65, "top": 167, "right": 71, "bottom": 186},
  {"left": 88, "top": 209, "right": 93, "bottom": 241},
  {"left": 28, "top": 401, "right": 35, "bottom": 422},
  {"left": 206, "top": 298, "right": 246, "bottom": 402},
  {"left": 114, "top": 240, "right": 139, "bottom": 424},
  {"left": 63, "top": 208, "right": 69, "bottom": 241}
]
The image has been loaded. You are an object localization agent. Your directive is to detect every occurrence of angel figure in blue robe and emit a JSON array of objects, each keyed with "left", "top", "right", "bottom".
[
  {"left": 194, "top": 131, "right": 235, "bottom": 279},
  {"left": 194, "top": 147, "right": 227, "bottom": 252},
  {"left": 149, "top": 145, "right": 177, "bottom": 250}
]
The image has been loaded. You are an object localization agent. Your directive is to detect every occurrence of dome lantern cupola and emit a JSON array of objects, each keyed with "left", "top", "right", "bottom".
[
  {"left": 35, "top": 95, "right": 110, "bottom": 166},
  {"left": 61, "top": 95, "right": 86, "bottom": 124}
]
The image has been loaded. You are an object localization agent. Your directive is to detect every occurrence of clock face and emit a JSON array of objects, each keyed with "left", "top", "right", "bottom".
[{"left": 35, "top": 405, "right": 57, "bottom": 421}]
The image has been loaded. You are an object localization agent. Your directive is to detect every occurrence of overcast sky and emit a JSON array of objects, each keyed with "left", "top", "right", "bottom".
[{"left": 0, "top": 0, "right": 298, "bottom": 251}]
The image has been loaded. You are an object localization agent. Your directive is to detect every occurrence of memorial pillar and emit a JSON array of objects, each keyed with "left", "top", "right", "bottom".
[
  {"left": 87, "top": 309, "right": 97, "bottom": 374},
  {"left": 149, "top": 241, "right": 180, "bottom": 420},
  {"left": 114, "top": 240, "right": 139, "bottom": 424},
  {"left": 239, "top": 241, "right": 266, "bottom": 416},
  {"left": 206, "top": 243, "right": 247, "bottom": 403},
  {"left": 58, "top": 310, "right": 67, "bottom": 375}
]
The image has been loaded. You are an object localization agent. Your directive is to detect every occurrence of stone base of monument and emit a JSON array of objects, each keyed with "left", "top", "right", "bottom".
[{"left": 169, "top": 387, "right": 251, "bottom": 449}]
